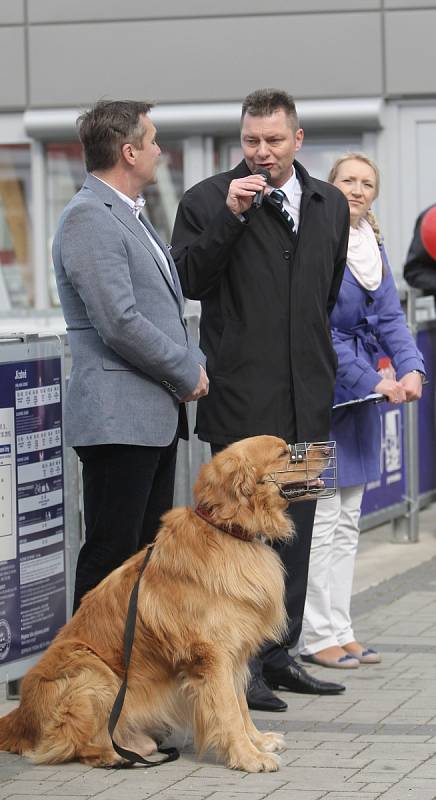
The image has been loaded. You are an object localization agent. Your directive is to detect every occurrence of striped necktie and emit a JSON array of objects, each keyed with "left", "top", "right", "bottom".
[{"left": 267, "top": 188, "right": 296, "bottom": 235}]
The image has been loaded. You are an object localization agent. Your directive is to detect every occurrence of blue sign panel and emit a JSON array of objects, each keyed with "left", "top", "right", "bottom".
[
  {"left": 361, "top": 324, "right": 436, "bottom": 516},
  {"left": 361, "top": 403, "right": 406, "bottom": 516},
  {"left": 0, "top": 357, "right": 66, "bottom": 666},
  {"left": 416, "top": 327, "right": 436, "bottom": 495}
]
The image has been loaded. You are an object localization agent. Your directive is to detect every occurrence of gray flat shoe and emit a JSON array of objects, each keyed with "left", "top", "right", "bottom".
[{"left": 349, "top": 647, "right": 381, "bottom": 664}]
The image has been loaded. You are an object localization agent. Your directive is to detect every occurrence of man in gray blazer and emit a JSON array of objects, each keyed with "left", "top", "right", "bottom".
[{"left": 53, "top": 100, "right": 208, "bottom": 612}]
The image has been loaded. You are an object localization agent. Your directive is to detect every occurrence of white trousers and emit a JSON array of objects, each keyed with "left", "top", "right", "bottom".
[{"left": 301, "top": 485, "right": 364, "bottom": 654}]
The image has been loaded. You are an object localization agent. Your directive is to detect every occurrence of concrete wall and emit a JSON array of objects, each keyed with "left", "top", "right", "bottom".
[{"left": 0, "top": 1, "right": 435, "bottom": 110}]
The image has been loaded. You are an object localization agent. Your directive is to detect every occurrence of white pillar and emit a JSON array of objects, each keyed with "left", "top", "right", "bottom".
[
  {"left": 183, "top": 136, "right": 205, "bottom": 191},
  {"left": 30, "top": 140, "right": 49, "bottom": 309}
]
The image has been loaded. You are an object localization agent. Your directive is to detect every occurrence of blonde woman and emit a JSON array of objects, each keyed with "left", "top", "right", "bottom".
[{"left": 301, "top": 154, "right": 425, "bottom": 669}]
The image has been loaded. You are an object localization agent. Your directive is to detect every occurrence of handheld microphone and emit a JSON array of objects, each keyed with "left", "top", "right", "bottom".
[{"left": 252, "top": 168, "right": 271, "bottom": 208}]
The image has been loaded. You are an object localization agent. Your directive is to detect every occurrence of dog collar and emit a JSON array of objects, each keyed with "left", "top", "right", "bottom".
[{"left": 194, "top": 505, "right": 255, "bottom": 542}]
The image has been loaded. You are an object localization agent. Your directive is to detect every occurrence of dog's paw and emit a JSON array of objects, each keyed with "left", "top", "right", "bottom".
[
  {"left": 232, "top": 751, "right": 280, "bottom": 773},
  {"left": 257, "top": 732, "right": 286, "bottom": 753}
]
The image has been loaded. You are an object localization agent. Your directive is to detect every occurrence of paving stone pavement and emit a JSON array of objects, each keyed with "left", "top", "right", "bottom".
[{"left": 0, "top": 525, "right": 435, "bottom": 799}]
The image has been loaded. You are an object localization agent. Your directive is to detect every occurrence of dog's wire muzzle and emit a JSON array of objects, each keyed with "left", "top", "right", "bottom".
[{"left": 264, "top": 441, "right": 337, "bottom": 500}]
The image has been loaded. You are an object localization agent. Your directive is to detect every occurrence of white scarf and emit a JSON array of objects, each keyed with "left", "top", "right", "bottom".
[{"left": 347, "top": 217, "right": 382, "bottom": 291}]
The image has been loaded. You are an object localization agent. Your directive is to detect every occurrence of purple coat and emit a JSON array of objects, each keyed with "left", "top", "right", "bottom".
[{"left": 330, "top": 251, "right": 425, "bottom": 487}]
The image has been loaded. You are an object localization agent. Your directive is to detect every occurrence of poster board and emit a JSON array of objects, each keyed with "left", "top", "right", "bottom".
[{"left": 0, "top": 334, "right": 78, "bottom": 682}]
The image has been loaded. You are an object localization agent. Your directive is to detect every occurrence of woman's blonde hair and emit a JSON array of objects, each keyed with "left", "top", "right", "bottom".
[{"left": 328, "top": 152, "right": 383, "bottom": 246}]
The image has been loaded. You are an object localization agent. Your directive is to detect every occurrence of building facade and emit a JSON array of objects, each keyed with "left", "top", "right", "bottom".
[{"left": 0, "top": 0, "right": 435, "bottom": 317}]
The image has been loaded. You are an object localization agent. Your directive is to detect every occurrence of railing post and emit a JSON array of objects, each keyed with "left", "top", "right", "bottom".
[{"left": 392, "top": 287, "right": 419, "bottom": 543}]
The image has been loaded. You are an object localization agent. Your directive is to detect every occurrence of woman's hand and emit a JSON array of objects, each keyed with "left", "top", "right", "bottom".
[
  {"left": 398, "top": 371, "right": 423, "bottom": 402},
  {"left": 374, "top": 378, "right": 407, "bottom": 404}
]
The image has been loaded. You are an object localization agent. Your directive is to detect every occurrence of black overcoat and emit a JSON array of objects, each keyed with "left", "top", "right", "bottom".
[{"left": 172, "top": 159, "right": 349, "bottom": 445}]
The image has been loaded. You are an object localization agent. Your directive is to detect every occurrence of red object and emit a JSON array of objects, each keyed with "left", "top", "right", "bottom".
[{"left": 420, "top": 206, "right": 436, "bottom": 260}]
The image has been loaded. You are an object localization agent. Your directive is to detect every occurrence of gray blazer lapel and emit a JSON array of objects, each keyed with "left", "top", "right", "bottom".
[
  {"left": 114, "top": 205, "right": 178, "bottom": 299},
  {"left": 84, "top": 174, "right": 180, "bottom": 304},
  {"left": 138, "top": 212, "right": 185, "bottom": 309}
]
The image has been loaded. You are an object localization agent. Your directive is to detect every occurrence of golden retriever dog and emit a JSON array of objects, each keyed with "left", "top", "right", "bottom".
[{"left": 0, "top": 435, "right": 328, "bottom": 772}]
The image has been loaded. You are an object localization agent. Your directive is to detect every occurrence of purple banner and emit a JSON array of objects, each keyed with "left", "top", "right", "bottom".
[
  {"left": 361, "top": 403, "right": 406, "bottom": 516},
  {"left": 0, "top": 357, "right": 66, "bottom": 666},
  {"left": 416, "top": 327, "right": 436, "bottom": 494},
  {"left": 361, "top": 324, "right": 436, "bottom": 516}
]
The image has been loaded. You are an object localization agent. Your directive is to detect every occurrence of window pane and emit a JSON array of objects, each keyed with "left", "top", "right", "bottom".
[
  {"left": 46, "top": 140, "right": 184, "bottom": 306},
  {"left": 297, "top": 140, "right": 362, "bottom": 181},
  {"left": 46, "top": 143, "right": 85, "bottom": 307},
  {"left": 0, "top": 145, "right": 31, "bottom": 309},
  {"left": 144, "top": 142, "right": 184, "bottom": 243}
]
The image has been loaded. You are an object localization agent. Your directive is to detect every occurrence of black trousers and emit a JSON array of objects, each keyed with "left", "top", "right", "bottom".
[
  {"left": 258, "top": 498, "right": 316, "bottom": 671},
  {"left": 210, "top": 442, "right": 316, "bottom": 674},
  {"left": 73, "top": 436, "right": 178, "bottom": 612}
]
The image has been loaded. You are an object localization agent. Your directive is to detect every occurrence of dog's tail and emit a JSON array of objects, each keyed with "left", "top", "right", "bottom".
[{"left": 0, "top": 707, "right": 34, "bottom": 754}]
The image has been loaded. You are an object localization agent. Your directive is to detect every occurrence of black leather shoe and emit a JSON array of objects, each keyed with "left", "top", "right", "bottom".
[
  {"left": 264, "top": 658, "right": 345, "bottom": 695},
  {"left": 246, "top": 676, "right": 288, "bottom": 712}
]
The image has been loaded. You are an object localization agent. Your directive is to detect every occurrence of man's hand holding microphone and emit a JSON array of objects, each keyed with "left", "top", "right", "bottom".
[{"left": 226, "top": 168, "right": 271, "bottom": 216}]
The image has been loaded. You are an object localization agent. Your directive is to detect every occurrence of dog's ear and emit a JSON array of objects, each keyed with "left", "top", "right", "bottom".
[
  {"left": 193, "top": 451, "right": 257, "bottom": 511},
  {"left": 221, "top": 455, "right": 257, "bottom": 501}
]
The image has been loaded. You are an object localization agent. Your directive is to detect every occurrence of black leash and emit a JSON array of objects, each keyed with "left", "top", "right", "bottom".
[{"left": 108, "top": 545, "right": 180, "bottom": 767}]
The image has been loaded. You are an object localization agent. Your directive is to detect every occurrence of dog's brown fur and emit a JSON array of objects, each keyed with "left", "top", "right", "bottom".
[{"left": 0, "top": 435, "right": 326, "bottom": 772}]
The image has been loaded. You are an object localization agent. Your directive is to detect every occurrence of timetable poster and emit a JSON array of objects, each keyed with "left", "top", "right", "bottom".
[{"left": 0, "top": 357, "right": 66, "bottom": 666}]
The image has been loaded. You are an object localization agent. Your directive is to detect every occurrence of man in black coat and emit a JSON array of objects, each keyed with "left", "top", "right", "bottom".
[
  {"left": 172, "top": 89, "right": 350, "bottom": 711},
  {"left": 404, "top": 205, "right": 436, "bottom": 298}
]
